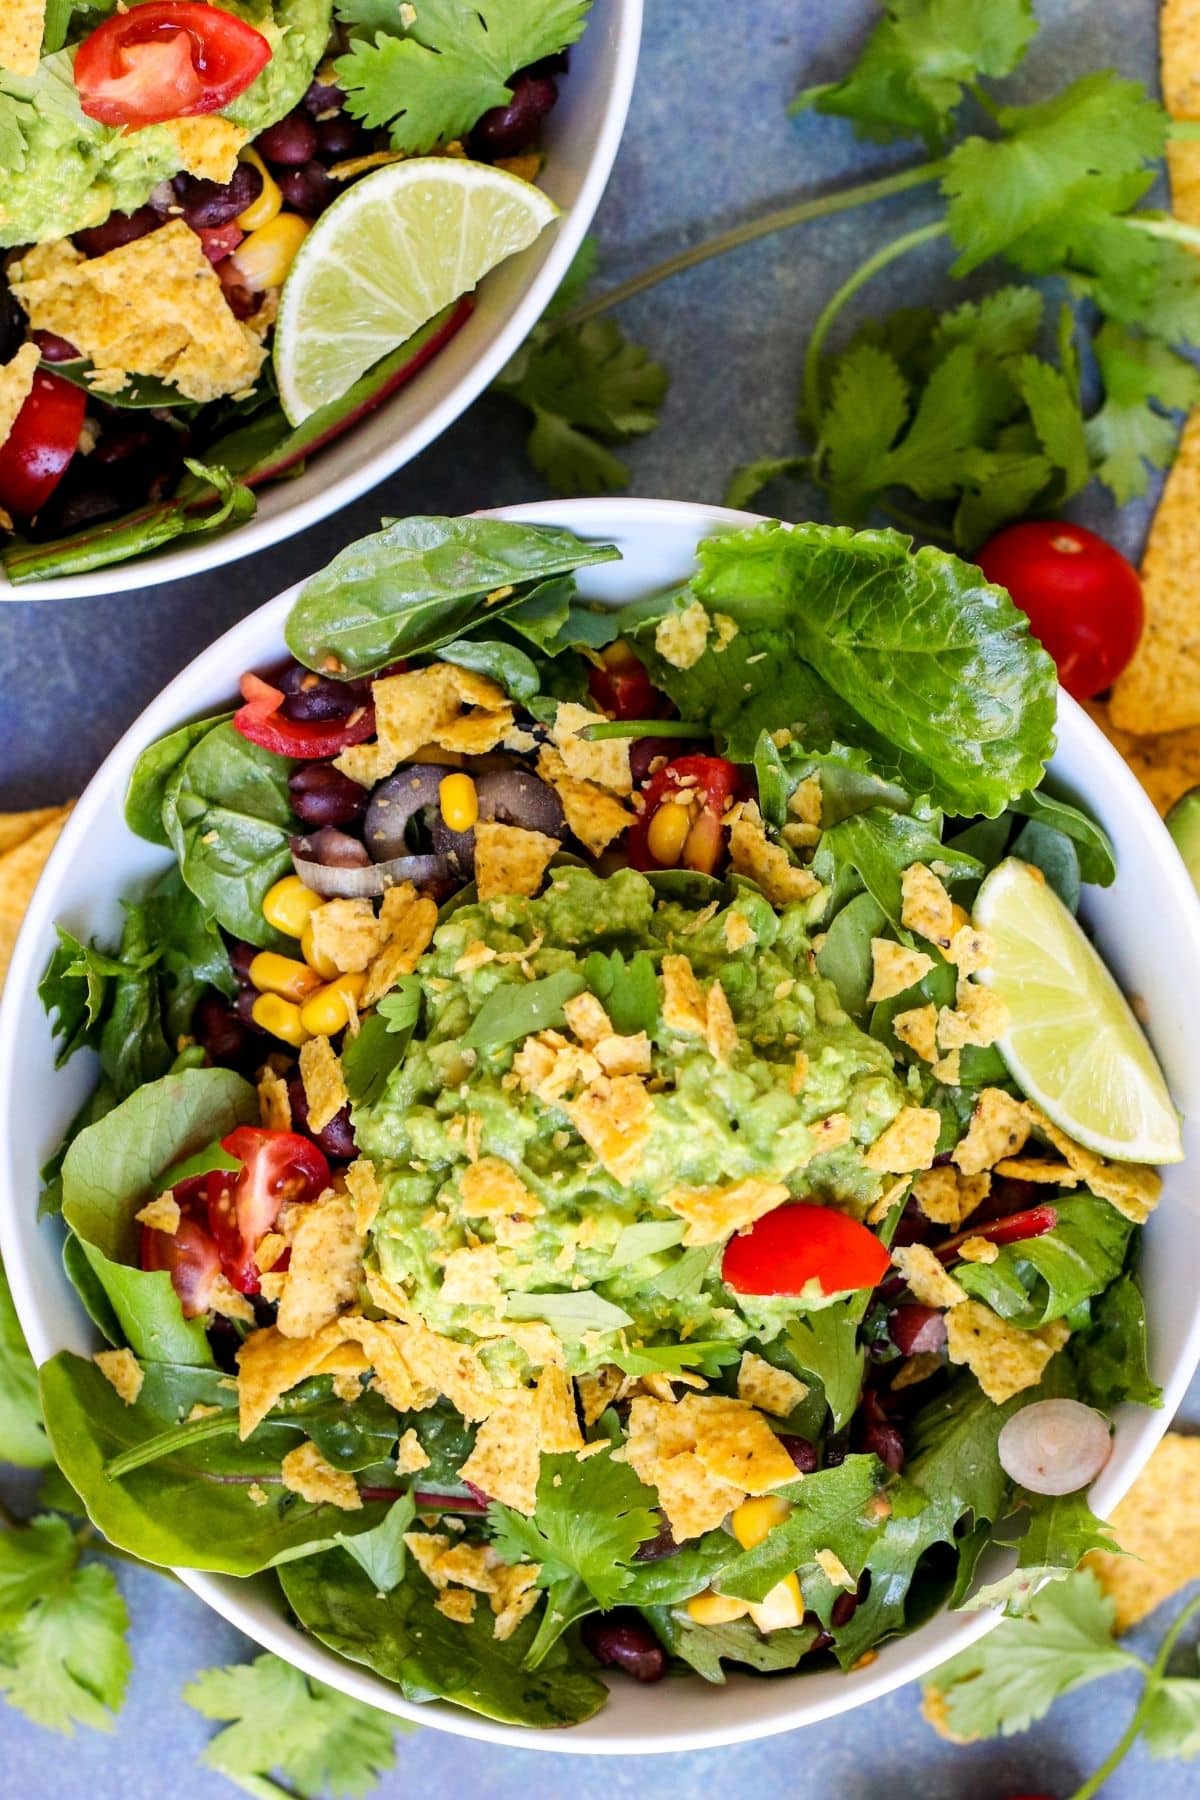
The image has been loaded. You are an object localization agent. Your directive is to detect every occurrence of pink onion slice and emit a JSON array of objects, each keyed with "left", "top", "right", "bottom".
[{"left": 997, "top": 1398, "right": 1112, "bottom": 1495}]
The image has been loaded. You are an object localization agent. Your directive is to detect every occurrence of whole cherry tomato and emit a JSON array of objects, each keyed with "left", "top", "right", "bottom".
[
  {"left": 74, "top": 2, "right": 272, "bottom": 128},
  {"left": 207, "top": 1127, "right": 330, "bottom": 1295},
  {"left": 976, "top": 521, "right": 1143, "bottom": 700},
  {"left": 721, "top": 1201, "right": 891, "bottom": 1298},
  {"left": 0, "top": 370, "right": 86, "bottom": 518},
  {"left": 232, "top": 672, "right": 376, "bottom": 760}
]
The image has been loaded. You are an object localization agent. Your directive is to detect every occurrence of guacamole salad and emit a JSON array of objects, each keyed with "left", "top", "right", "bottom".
[
  {"left": 0, "top": 3, "right": 592, "bottom": 582},
  {"left": 35, "top": 514, "right": 1182, "bottom": 1726}
]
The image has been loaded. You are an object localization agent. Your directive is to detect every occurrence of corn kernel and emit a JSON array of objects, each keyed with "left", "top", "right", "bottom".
[
  {"left": 950, "top": 902, "right": 972, "bottom": 935},
  {"left": 250, "top": 993, "right": 311, "bottom": 1048},
  {"left": 232, "top": 212, "right": 310, "bottom": 291},
  {"left": 439, "top": 771, "right": 479, "bottom": 833},
  {"left": 235, "top": 149, "right": 282, "bottom": 230},
  {"left": 262, "top": 875, "right": 323, "bottom": 938},
  {"left": 731, "top": 1494, "right": 792, "bottom": 1551},
  {"left": 301, "top": 912, "right": 341, "bottom": 979},
  {"left": 646, "top": 798, "right": 692, "bottom": 867},
  {"left": 747, "top": 1573, "right": 805, "bottom": 1634},
  {"left": 299, "top": 972, "right": 368, "bottom": 1038},
  {"left": 248, "top": 951, "right": 322, "bottom": 1003},
  {"left": 686, "top": 1589, "right": 749, "bottom": 1626}
]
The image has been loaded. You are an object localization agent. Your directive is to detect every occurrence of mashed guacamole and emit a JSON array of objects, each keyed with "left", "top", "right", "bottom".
[{"left": 358, "top": 867, "right": 909, "bottom": 1368}]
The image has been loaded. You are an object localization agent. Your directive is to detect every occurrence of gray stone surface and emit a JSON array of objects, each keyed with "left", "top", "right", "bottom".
[{"left": 0, "top": 1, "right": 1196, "bottom": 1794}]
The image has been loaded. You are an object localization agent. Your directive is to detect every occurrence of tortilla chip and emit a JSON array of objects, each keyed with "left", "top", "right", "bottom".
[
  {"left": 396, "top": 1427, "right": 430, "bottom": 1474},
  {"left": 298, "top": 1036, "right": 348, "bottom": 1135},
  {"left": 306, "top": 898, "right": 386, "bottom": 975},
  {"left": 0, "top": 1, "right": 42, "bottom": 78},
  {"left": 210, "top": 1274, "right": 256, "bottom": 1324},
  {"left": 551, "top": 702, "right": 632, "bottom": 794},
  {"left": 0, "top": 808, "right": 72, "bottom": 990},
  {"left": 705, "top": 980, "right": 739, "bottom": 1063},
  {"left": 1082, "top": 1432, "right": 1200, "bottom": 1631},
  {"left": 894, "top": 1003, "right": 939, "bottom": 1063},
  {"left": 991, "top": 1156, "right": 1079, "bottom": 1186},
  {"left": 864, "top": 1107, "right": 941, "bottom": 1174},
  {"left": 728, "top": 802, "right": 822, "bottom": 905},
  {"left": 625, "top": 1395, "right": 744, "bottom": 1540},
  {"left": 811, "top": 1112, "right": 853, "bottom": 1154},
  {"left": 160, "top": 116, "right": 248, "bottom": 184},
  {"left": 134, "top": 1192, "right": 181, "bottom": 1235},
  {"left": 815, "top": 1548, "right": 857, "bottom": 1591},
  {"left": 900, "top": 863, "right": 954, "bottom": 947},
  {"left": 1110, "top": 406, "right": 1200, "bottom": 732},
  {"left": 396, "top": 1317, "right": 496, "bottom": 1420},
  {"left": 951, "top": 1088, "right": 1030, "bottom": 1175},
  {"left": 93, "top": 1348, "right": 143, "bottom": 1406},
  {"left": 737, "top": 1351, "right": 809, "bottom": 1418},
  {"left": 663, "top": 1175, "right": 789, "bottom": 1246},
  {"left": 1022, "top": 1103, "right": 1162, "bottom": 1223},
  {"left": 457, "top": 1389, "right": 540, "bottom": 1513},
  {"left": 280, "top": 1440, "right": 362, "bottom": 1511},
  {"left": 435, "top": 1587, "right": 477, "bottom": 1624},
  {"left": 655, "top": 598, "right": 712, "bottom": 669},
  {"left": 336, "top": 664, "right": 512, "bottom": 786},
  {"left": 564, "top": 1075, "right": 652, "bottom": 1184},
  {"left": 0, "top": 804, "right": 70, "bottom": 859},
  {"left": 593, "top": 1031, "right": 653, "bottom": 1076},
  {"left": 236, "top": 1321, "right": 347, "bottom": 1437},
  {"left": 536, "top": 745, "right": 632, "bottom": 856},
  {"left": 944, "top": 1301, "right": 1070, "bottom": 1404},
  {"left": 344, "top": 1157, "right": 383, "bottom": 1235},
  {"left": 912, "top": 1166, "right": 990, "bottom": 1227},
  {"left": 535, "top": 1364, "right": 584, "bottom": 1453},
  {"left": 1085, "top": 697, "right": 1200, "bottom": 816},
  {"left": 893, "top": 1243, "right": 966, "bottom": 1310},
  {"left": 360, "top": 885, "right": 437, "bottom": 1009},
  {"left": 660, "top": 953, "right": 708, "bottom": 1036},
  {"left": 563, "top": 991, "right": 612, "bottom": 1044},
  {"left": 275, "top": 1191, "right": 363, "bottom": 1339},
  {"left": 684, "top": 1393, "right": 797, "bottom": 1492},
  {"left": 724, "top": 909, "right": 757, "bottom": 951},
  {"left": 458, "top": 1156, "right": 542, "bottom": 1218},
  {"left": 577, "top": 1364, "right": 630, "bottom": 1425},
  {"left": 0, "top": 343, "right": 39, "bottom": 452},
  {"left": 868, "top": 939, "right": 935, "bottom": 1003},
  {"left": 937, "top": 983, "right": 1010, "bottom": 1051},
  {"left": 257, "top": 1064, "right": 292, "bottom": 1132},
  {"left": 947, "top": 925, "right": 994, "bottom": 976},
  {"left": 474, "top": 820, "right": 560, "bottom": 901},
  {"left": 439, "top": 1242, "right": 503, "bottom": 1309},
  {"left": 957, "top": 1236, "right": 999, "bottom": 1263}
]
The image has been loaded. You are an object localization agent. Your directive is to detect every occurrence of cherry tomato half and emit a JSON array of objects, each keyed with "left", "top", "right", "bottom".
[
  {"left": 208, "top": 1126, "right": 330, "bottom": 1295},
  {"left": 937, "top": 1204, "right": 1059, "bottom": 1263},
  {"left": 232, "top": 671, "right": 376, "bottom": 759},
  {"left": 976, "top": 521, "right": 1144, "bottom": 701},
  {"left": 627, "top": 753, "right": 738, "bottom": 875},
  {"left": 586, "top": 641, "right": 659, "bottom": 720},
  {"left": 74, "top": 2, "right": 272, "bottom": 128},
  {"left": 139, "top": 1177, "right": 224, "bottom": 1318},
  {"left": 0, "top": 370, "right": 86, "bottom": 519},
  {"left": 721, "top": 1202, "right": 891, "bottom": 1298}
]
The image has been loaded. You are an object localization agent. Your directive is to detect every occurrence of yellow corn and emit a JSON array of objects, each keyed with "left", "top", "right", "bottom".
[
  {"left": 950, "top": 902, "right": 971, "bottom": 936},
  {"left": 747, "top": 1573, "right": 805, "bottom": 1634},
  {"left": 232, "top": 212, "right": 310, "bottom": 291},
  {"left": 686, "top": 1589, "right": 749, "bottom": 1626},
  {"left": 250, "top": 993, "right": 311, "bottom": 1048},
  {"left": 262, "top": 875, "right": 323, "bottom": 938},
  {"left": 439, "top": 771, "right": 479, "bottom": 832},
  {"left": 301, "top": 911, "right": 340, "bottom": 979},
  {"left": 248, "top": 951, "right": 322, "bottom": 1003},
  {"left": 646, "top": 797, "right": 692, "bottom": 867},
  {"left": 299, "top": 972, "right": 368, "bottom": 1037},
  {"left": 235, "top": 150, "right": 282, "bottom": 230},
  {"left": 731, "top": 1494, "right": 792, "bottom": 1551}
]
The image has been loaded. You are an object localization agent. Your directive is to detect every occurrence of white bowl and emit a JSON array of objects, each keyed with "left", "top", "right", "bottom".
[
  {"left": 0, "top": 12, "right": 642, "bottom": 602},
  {"left": 3, "top": 497, "right": 1199, "bottom": 1752}
]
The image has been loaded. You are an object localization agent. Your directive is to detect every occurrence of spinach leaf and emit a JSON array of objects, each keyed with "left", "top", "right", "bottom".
[
  {"left": 817, "top": 806, "right": 982, "bottom": 929},
  {"left": 463, "top": 968, "right": 586, "bottom": 1051},
  {"left": 815, "top": 891, "right": 888, "bottom": 1016},
  {"left": 335, "top": 1494, "right": 415, "bottom": 1594},
  {"left": 498, "top": 576, "right": 577, "bottom": 650},
  {"left": 162, "top": 722, "right": 297, "bottom": 946},
  {"left": 785, "top": 1300, "right": 866, "bottom": 1431},
  {"left": 646, "top": 1606, "right": 819, "bottom": 1682},
  {"left": 144, "top": 864, "right": 236, "bottom": 1036},
  {"left": 630, "top": 522, "right": 1057, "bottom": 817},
  {"left": 1071, "top": 1267, "right": 1161, "bottom": 1410},
  {"left": 277, "top": 1554, "right": 607, "bottom": 1727},
  {"left": 581, "top": 949, "right": 660, "bottom": 1036},
  {"left": 437, "top": 637, "right": 541, "bottom": 702},
  {"left": 1011, "top": 817, "right": 1081, "bottom": 912},
  {"left": 124, "top": 713, "right": 232, "bottom": 846},
  {"left": 39, "top": 1356, "right": 394, "bottom": 1575},
  {"left": 1009, "top": 789, "right": 1116, "bottom": 887},
  {"left": 957, "top": 1192, "right": 1132, "bottom": 1326},
  {"left": 284, "top": 517, "right": 619, "bottom": 678}
]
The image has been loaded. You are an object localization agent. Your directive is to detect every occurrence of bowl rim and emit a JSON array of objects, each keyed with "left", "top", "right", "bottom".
[
  {"left": 3, "top": 495, "right": 1199, "bottom": 1751},
  {"left": 0, "top": 3, "right": 643, "bottom": 603}
]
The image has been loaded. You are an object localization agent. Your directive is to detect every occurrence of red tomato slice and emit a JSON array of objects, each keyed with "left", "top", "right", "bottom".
[
  {"left": 0, "top": 370, "right": 86, "bottom": 518},
  {"left": 140, "top": 1177, "right": 224, "bottom": 1318},
  {"left": 586, "top": 642, "right": 659, "bottom": 720},
  {"left": 937, "top": 1204, "right": 1059, "bottom": 1262},
  {"left": 232, "top": 672, "right": 376, "bottom": 760},
  {"left": 627, "top": 752, "right": 738, "bottom": 874},
  {"left": 74, "top": 2, "right": 272, "bottom": 128},
  {"left": 195, "top": 222, "right": 244, "bottom": 264},
  {"left": 721, "top": 1201, "right": 891, "bottom": 1297},
  {"left": 976, "top": 521, "right": 1144, "bottom": 701},
  {"left": 208, "top": 1127, "right": 330, "bottom": 1295}
]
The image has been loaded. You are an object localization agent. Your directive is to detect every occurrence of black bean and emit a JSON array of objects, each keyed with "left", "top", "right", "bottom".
[
  {"left": 74, "top": 207, "right": 162, "bottom": 257},
  {"left": 0, "top": 282, "right": 27, "bottom": 364},
  {"left": 469, "top": 73, "right": 558, "bottom": 158},
  {"left": 581, "top": 1610, "right": 666, "bottom": 1682},
  {"left": 229, "top": 940, "right": 258, "bottom": 984},
  {"left": 315, "top": 114, "right": 364, "bottom": 160},
  {"left": 777, "top": 1434, "right": 819, "bottom": 1474},
  {"left": 174, "top": 161, "right": 262, "bottom": 229},
  {"left": 289, "top": 764, "right": 369, "bottom": 828},
  {"left": 194, "top": 993, "right": 250, "bottom": 1067},
  {"left": 632, "top": 1516, "right": 679, "bottom": 1562},
  {"left": 277, "top": 160, "right": 336, "bottom": 216},
  {"left": 33, "top": 330, "right": 79, "bottom": 363},
  {"left": 279, "top": 663, "right": 361, "bottom": 721},
  {"left": 303, "top": 76, "right": 345, "bottom": 116},
  {"left": 257, "top": 109, "right": 318, "bottom": 167}
]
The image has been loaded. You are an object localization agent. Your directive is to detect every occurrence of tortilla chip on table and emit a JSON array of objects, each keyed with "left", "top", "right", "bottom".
[{"left": 0, "top": 804, "right": 74, "bottom": 990}]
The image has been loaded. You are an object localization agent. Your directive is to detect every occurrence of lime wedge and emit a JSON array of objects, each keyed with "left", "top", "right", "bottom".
[
  {"left": 274, "top": 159, "right": 559, "bottom": 425},
  {"left": 974, "top": 856, "right": 1182, "bottom": 1165}
]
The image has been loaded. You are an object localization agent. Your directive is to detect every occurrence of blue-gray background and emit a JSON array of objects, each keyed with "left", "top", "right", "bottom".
[{"left": 2, "top": 1, "right": 1197, "bottom": 1794}]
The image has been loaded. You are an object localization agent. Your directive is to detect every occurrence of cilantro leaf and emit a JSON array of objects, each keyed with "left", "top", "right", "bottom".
[
  {"left": 582, "top": 948, "right": 660, "bottom": 1035},
  {"left": 1086, "top": 321, "right": 1200, "bottom": 503},
  {"left": 488, "top": 1448, "right": 659, "bottom": 1607},
  {"left": 336, "top": 0, "right": 594, "bottom": 153},
  {"left": 1143, "top": 1664, "right": 1200, "bottom": 1761},
  {"left": 924, "top": 1569, "right": 1138, "bottom": 1739},
  {"left": 185, "top": 1653, "right": 398, "bottom": 1798},
  {"left": 795, "top": 0, "right": 1037, "bottom": 150},
  {"left": 723, "top": 453, "right": 809, "bottom": 511},
  {"left": 0, "top": 1518, "right": 130, "bottom": 1735}
]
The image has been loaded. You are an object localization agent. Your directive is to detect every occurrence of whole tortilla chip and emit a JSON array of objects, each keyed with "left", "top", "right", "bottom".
[
  {"left": 0, "top": 0, "right": 43, "bottom": 78},
  {"left": 1163, "top": 0, "right": 1200, "bottom": 223},
  {"left": 1110, "top": 407, "right": 1200, "bottom": 733},
  {"left": 0, "top": 807, "right": 72, "bottom": 991},
  {"left": 1085, "top": 698, "right": 1200, "bottom": 818},
  {"left": 1081, "top": 1432, "right": 1200, "bottom": 1631}
]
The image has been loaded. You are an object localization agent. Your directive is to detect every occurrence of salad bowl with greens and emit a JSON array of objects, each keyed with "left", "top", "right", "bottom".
[{"left": 1, "top": 498, "right": 1197, "bottom": 1751}]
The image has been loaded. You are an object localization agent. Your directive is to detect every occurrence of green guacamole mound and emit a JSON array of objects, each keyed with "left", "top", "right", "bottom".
[
  {"left": 356, "top": 867, "right": 911, "bottom": 1378},
  {"left": 0, "top": 0, "right": 332, "bottom": 247}
]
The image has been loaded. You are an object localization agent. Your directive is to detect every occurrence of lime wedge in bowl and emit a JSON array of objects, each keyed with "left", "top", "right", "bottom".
[
  {"left": 274, "top": 159, "right": 559, "bottom": 425},
  {"left": 974, "top": 855, "right": 1183, "bottom": 1164}
]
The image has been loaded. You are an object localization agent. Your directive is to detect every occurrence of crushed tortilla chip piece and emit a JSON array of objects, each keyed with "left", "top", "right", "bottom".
[
  {"left": 900, "top": 864, "right": 954, "bottom": 947},
  {"left": 360, "top": 884, "right": 437, "bottom": 1009},
  {"left": 457, "top": 1389, "right": 540, "bottom": 1513},
  {"left": 951, "top": 1088, "right": 1030, "bottom": 1175},
  {"left": 625, "top": 1395, "right": 744, "bottom": 1540},
  {"left": 236, "top": 1321, "right": 347, "bottom": 1437},
  {"left": 947, "top": 925, "right": 994, "bottom": 976},
  {"left": 594, "top": 1031, "right": 653, "bottom": 1076},
  {"left": 1081, "top": 1432, "right": 1200, "bottom": 1631},
  {"left": 210, "top": 1273, "right": 256, "bottom": 1323},
  {"left": 93, "top": 1348, "right": 143, "bottom": 1406},
  {"left": 536, "top": 745, "right": 632, "bottom": 856},
  {"left": 685, "top": 1394, "right": 798, "bottom": 1492},
  {"left": 1084, "top": 697, "right": 1200, "bottom": 817},
  {"left": 663, "top": 1175, "right": 789, "bottom": 1246},
  {"left": 868, "top": 939, "right": 935, "bottom": 1003},
  {"left": 655, "top": 598, "right": 711, "bottom": 669},
  {"left": 864, "top": 1107, "right": 940, "bottom": 1174},
  {"left": 345, "top": 1158, "right": 383, "bottom": 1234},
  {"left": 551, "top": 702, "right": 632, "bottom": 794},
  {"left": 305, "top": 898, "right": 386, "bottom": 975},
  {"left": 394, "top": 1317, "right": 496, "bottom": 1421},
  {"left": 474, "top": 820, "right": 560, "bottom": 901},
  {"left": 1021, "top": 1103, "right": 1162, "bottom": 1223},
  {"left": 10, "top": 222, "right": 265, "bottom": 404},
  {"left": 811, "top": 1112, "right": 853, "bottom": 1154},
  {"left": 723, "top": 909, "right": 756, "bottom": 951},
  {"left": 276, "top": 1190, "right": 364, "bottom": 1338},
  {"left": 815, "top": 1548, "right": 857, "bottom": 1591},
  {"left": 160, "top": 116, "right": 248, "bottom": 183},
  {"left": 577, "top": 1364, "right": 630, "bottom": 1425},
  {"left": 729, "top": 802, "right": 822, "bottom": 905},
  {"left": 958, "top": 1236, "right": 999, "bottom": 1263},
  {"left": 945, "top": 1301, "right": 1069, "bottom": 1403},
  {"left": 0, "top": 1, "right": 43, "bottom": 77},
  {"left": 299, "top": 1035, "right": 348, "bottom": 1134},
  {"left": 894, "top": 1003, "right": 939, "bottom": 1063},
  {"left": 440, "top": 1243, "right": 503, "bottom": 1309},
  {"left": 992, "top": 1156, "right": 1079, "bottom": 1186},
  {"left": 661, "top": 953, "right": 708, "bottom": 1035},
  {"left": 893, "top": 1244, "right": 966, "bottom": 1310},
  {"left": 135, "top": 1192, "right": 180, "bottom": 1235},
  {"left": 937, "top": 983, "right": 1010, "bottom": 1051},
  {"left": 396, "top": 1427, "right": 430, "bottom": 1474},
  {"left": 435, "top": 1587, "right": 477, "bottom": 1624},
  {"left": 535, "top": 1365, "right": 584, "bottom": 1453},
  {"left": 563, "top": 991, "right": 613, "bottom": 1044},
  {"left": 564, "top": 1075, "right": 652, "bottom": 1184},
  {"left": 737, "top": 1351, "right": 809, "bottom": 1418},
  {"left": 336, "top": 663, "right": 512, "bottom": 787},
  {"left": 257, "top": 1064, "right": 292, "bottom": 1132},
  {"left": 1111, "top": 404, "right": 1200, "bottom": 733},
  {"left": 280, "top": 1439, "right": 362, "bottom": 1511},
  {"left": 458, "top": 1156, "right": 543, "bottom": 1219},
  {"left": 912, "top": 1166, "right": 990, "bottom": 1227},
  {"left": 0, "top": 343, "right": 39, "bottom": 452},
  {"left": 705, "top": 980, "right": 739, "bottom": 1063}
]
